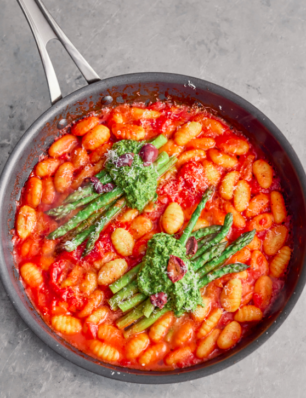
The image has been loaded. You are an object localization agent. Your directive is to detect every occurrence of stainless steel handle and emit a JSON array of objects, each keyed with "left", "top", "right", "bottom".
[{"left": 17, "top": 0, "right": 101, "bottom": 105}]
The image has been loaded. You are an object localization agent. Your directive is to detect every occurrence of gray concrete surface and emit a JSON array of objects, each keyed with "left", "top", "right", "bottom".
[{"left": 1, "top": 0, "right": 306, "bottom": 397}]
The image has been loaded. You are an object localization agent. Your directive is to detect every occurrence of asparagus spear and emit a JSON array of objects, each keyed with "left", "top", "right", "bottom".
[
  {"left": 123, "top": 305, "right": 171, "bottom": 339},
  {"left": 197, "top": 232, "right": 219, "bottom": 248},
  {"left": 193, "top": 213, "right": 233, "bottom": 258},
  {"left": 62, "top": 203, "right": 114, "bottom": 252},
  {"left": 154, "top": 151, "right": 169, "bottom": 170},
  {"left": 47, "top": 193, "right": 102, "bottom": 219},
  {"left": 155, "top": 156, "right": 177, "bottom": 176},
  {"left": 109, "top": 262, "right": 144, "bottom": 294},
  {"left": 149, "top": 134, "right": 168, "bottom": 149},
  {"left": 196, "top": 230, "right": 256, "bottom": 278},
  {"left": 108, "top": 280, "right": 139, "bottom": 310},
  {"left": 179, "top": 187, "right": 214, "bottom": 246},
  {"left": 143, "top": 300, "right": 155, "bottom": 318},
  {"left": 190, "top": 225, "right": 222, "bottom": 240},
  {"left": 192, "top": 241, "right": 227, "bottom": 271},
  {"left": 63, "top": 225, "right": 97, "bottom": 252},
  {"left": 64, "top": 171, "right": 112, "bottom": 204},
  {"left": 56, "top": 202, "right": 113, "bottom": 252},
  {"left": 82, "top": 198, "right": 126, "bottom": 257},
  {"left": 118, "top": 293, "right": 147, "bottom": 312},
  {"left": 198, "top": 263, "right": 249, "bottom": 288},
  {"left": 47, "top": 187, "right": 123, "bottom": 240},
  {"left": 116, "top": 301, "right": 147, "bottom": 330}
]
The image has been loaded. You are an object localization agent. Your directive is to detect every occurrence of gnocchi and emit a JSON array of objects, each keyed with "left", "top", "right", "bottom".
[
  {"left": 130, "top": 216, "right": 153, "bottom": 240},
  {"left": 209, "top": 149, "right": 238, "bottom": 168},
  {"left": 270, "top": 246, "right": 291, "bottom": 278},
  {"left": 25, "top": 177, "right": 42, "bottom": 208},
  {"left": 20, "top": 262, "right": 43, "bottom": 287},
  {"left": 270, "top": 191, "right": 287, "bottom": 224},
  {"left": 177, "top": 149, "right": 206, "bottom": 168},
  {"left": 125, "top": 333, "right": 150, "bottom": 359},
  {"left": 263, "top": 225, "right": 288, "bottom": 256},
  {"left": 49, "top": 134, "right": 78, "bottom": 158},
  {"left": 217, "top": 321, "right": 241, "bottom": 350},
  {"left": 51, "top": 315, "right": 82, "bottom": 334},
  {"left": 253, "top": 160, "right": 273, "bottom": 189},
  {"left": 82, "top": 124, "right": 110, "bottom": 151},
  {"left": 253, "top": 275, "right": 273, "bottom": 310},
  {"left": 196, "top": 329, "right": 221, "bottom": 359},
  {"left": 111, "top": 229, "right": 135, "bottom": 256},
  {"left": 162, "top": 202, "right": 184, "bottom": 234},
  {"left": 139, "top": 343, "right": 167, "bottom": 366},
  {"left": 16, "top": 205, "right": 37, "bottom": 239},
  {"left": 98, "top": 259, "right": 128, "bottom": 286},
  {"left": 90, "top": 340, "right": 121, "bottom": 362},
  {"left": 234, "top": 305, "right": 263, "bottom": 322},
  {"left": 197, "top": 308, "right": 223, "bottom": 339},
  {"left": 219, "top": 171, "right": 239, "bottom": 200},
  {"left": 149, "top": 312, "right": 174, "bottom": 342},
  {"left": 234, "top": 180, "right": 250, "bottom": 212},
  {"left": 220, "top": 279, "right": 242, "bottom": 312},
  {"left": 174, "top": 121, "right": 202, "bottom": 146}
]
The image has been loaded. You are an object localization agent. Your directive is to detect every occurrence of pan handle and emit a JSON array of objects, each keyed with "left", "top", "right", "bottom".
[{"left": 17, "top": 0, "right": 101, "bottom": 105}]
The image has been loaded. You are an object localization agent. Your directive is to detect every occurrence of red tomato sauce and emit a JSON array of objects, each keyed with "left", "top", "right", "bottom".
[{"left": 13, "top": 101, "right": 292, "bottom": 371}]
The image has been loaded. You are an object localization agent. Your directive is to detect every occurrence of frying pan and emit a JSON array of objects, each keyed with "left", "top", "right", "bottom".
[{"left": 1, "top": 0, "right": 305, "bottom": 384}]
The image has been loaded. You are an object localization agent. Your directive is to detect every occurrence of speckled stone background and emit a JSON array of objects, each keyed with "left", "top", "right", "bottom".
[{"left": 1, "top": 0, "right": 306, "bottom": 396}]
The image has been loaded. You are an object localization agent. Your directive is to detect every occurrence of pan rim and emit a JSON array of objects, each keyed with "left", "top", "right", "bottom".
[{"left": 1, "top": 71, "right": 306, "bottom": 384}]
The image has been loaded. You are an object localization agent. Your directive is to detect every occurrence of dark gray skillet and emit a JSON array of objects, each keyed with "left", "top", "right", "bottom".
[{"left": 1, "top": 0, "right": 305, "bottom": 384}]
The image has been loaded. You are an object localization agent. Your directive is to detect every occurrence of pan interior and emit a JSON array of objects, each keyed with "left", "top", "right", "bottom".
[{"left": 1, "top": 73, "right": 305, "bottom": 383}]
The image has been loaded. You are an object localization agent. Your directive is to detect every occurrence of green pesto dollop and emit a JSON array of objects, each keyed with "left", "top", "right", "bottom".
[
  {"left": 105, "top": 140, "right": 158, "bottom": 211},
  {"left": 137, "top": 233, "right": 202, "bottom": 317}
]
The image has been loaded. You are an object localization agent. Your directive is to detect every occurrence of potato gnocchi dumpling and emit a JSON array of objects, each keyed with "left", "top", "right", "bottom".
[
  {"left": 209, "top": 149, "right": 238, "bottom": 168},
  {"left": 17, "top": 205, "right": 37, "bottom": 239},
  {"left": 165, "top": 345, "right": 194, "bottom": 366},
  {"left": 253, "top": 275, "right": 273, "bottom": 310},
  {"left": 202, "top": 160, "right": 221, "bottom": 186},
  {"left": 98, "top": 259, "right": 128, "bottom": 286},
  {"left": 90, "top": 340, "right": 121, "bottom": 362},
  {"left": 98, "top": 324, "right": 123, "bottom": 343},
  {"left": 217, "top": 321, "right": 242, "bottom": 350},
  {"left": 130, "top": 216, "right": 153, "bottom": 240},
  {"left": 234, "top": 305, "right": 263, "bottom": 322},
  {"left": 149, "top": 312, "right": 174, "bottom": 343},
  {"left": 162, "top": 202, "right": 184, "bottom": 234},
  {"left": 263, "top": 225, "right": 288, "bottom": 256},
  {"left": 270, "top": 191, "right": 287, "bottom": 224},
  {"left": 196, "top": 329, "right": 221, "bottom": 359},
  {"left": 51, "top": 315, "right": 82, "bottom": 334},
  {"left": 245, "top": 193, "right": 270, "bottom": 218},
  {"left": 270, "top": 246, "right": 291, "bottom": 278},
  {"left": 125, "top": 333, "right": 150, "bottom": 359},
  {"left": 220, "top": 279, "right": 242, "bottom": 312},
  {"left": 111, "top": 229, "right": 135, "bottom": 256},
  {"left": 253, "top": 160, "right": 273, "bottom": 189},
  {"left": 197, "top": 308, "right": 223, "bottom": 339},
  {"left": 139, "top": 343, "right": 167, "bottom": 366},
  {"left": 174, "top": 121, "right": 202, "bottom": 146},
  {"left": 234, "top": 180, "right": 250, "bottom": 212},
  {"left": 49, "top": 134, "right": 78, "bottom": 157},
  {"left": 219, "top": 171, "right": 239, "bottom": 200},
  {"left": 20, "top": 262, "right": 43, "bottom": 288}
]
